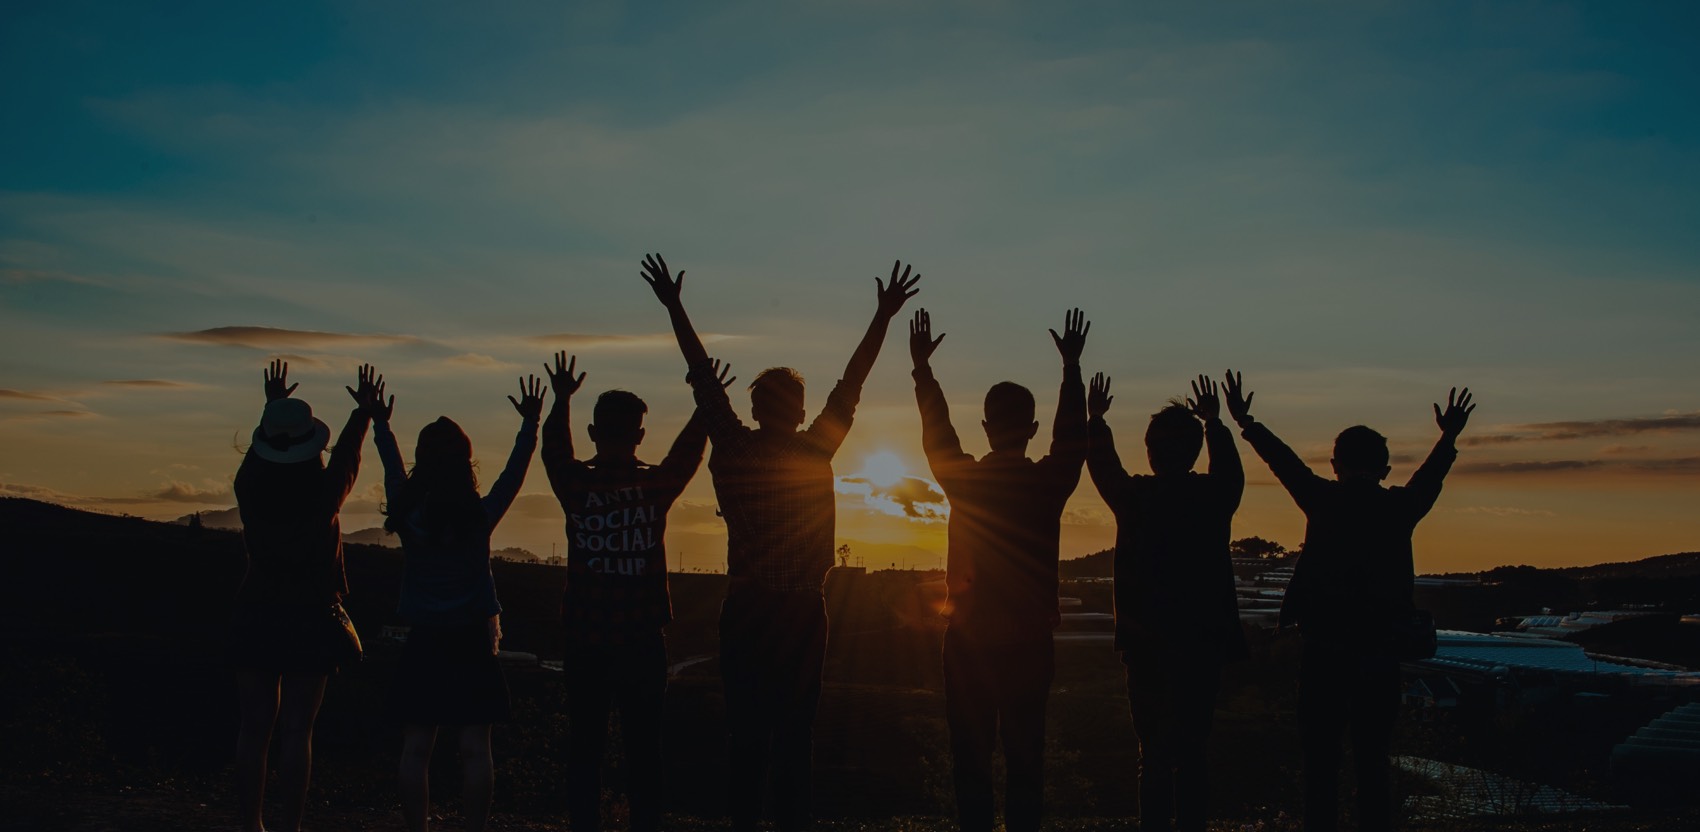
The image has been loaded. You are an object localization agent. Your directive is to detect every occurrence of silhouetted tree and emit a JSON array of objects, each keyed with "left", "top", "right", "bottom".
[{"left": 1230, "top": 536, "right": 1287, "bottom": 559}]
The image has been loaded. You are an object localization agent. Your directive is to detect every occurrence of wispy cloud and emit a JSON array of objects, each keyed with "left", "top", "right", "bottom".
[
  {"left": 103, "top": 379, "right": 201, "bottom": 389},
  {"left": 1453, "top": 505, "right": 1557, "bottom": 518},
  {"left": 522, "top": 332, "right": 739, "bottom": 349},
  {"left": 1456, "top": 457, "right": 1700, "bottom": 476},
  {"left": 442, "top": 353, "right": 520, "bottom": 370},
  {"left": 0, "top": 389, "right": 67, "bottom": 402},
  {"left": 160, "top": 326, "right": 426, "bottom": 350},
  {"left": 1463, "top": 412, "right": 1700, "bottom": 446},
  {"left": 2, "top": 409, "right": 98, "bottom": 424},
  {"left": 151, "top": 480, "right": 232, "bottom": 504}
]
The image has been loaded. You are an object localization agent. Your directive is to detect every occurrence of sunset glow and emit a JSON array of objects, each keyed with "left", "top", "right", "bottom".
[{"left": 2, "top": 2, "right": 1697, "bottom": 574}]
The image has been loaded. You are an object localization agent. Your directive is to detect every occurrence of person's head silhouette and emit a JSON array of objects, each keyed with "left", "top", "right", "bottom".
[
  {"left": 1145, "top": 401, "right": 1203, "bottom": 476},
  {"left": 981, "top": 381, "right": 1038, "bottom": 454},
  {"left": 749, "top": 367, "right": 805, "bottom": 431},
  {"left": 1331, "top": 425, "right": 1391, "bottom": 483},
  {"left": 589, "top": 390, "right": 648, "bottom": 458}
]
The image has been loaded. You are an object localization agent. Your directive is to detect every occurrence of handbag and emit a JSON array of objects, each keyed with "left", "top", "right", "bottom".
[{"left": 1391, "top": 608, "right": 1437, "bottom": 660}]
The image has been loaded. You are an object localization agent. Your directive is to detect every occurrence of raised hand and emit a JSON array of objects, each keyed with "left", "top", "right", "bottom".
[
  {"left": 1223, "top": 370, "right": 1254, "bottom": 426},
  {"left": 688, "top": 358, "right": 737, "bottom": 390},
  {"left": 1187, "top": 374, "right": 1221, "bottom": 422},
  {"left": 345, "top": 363, "right": 393, "bottom": 422},
  {"left": 909, "top": 309, "right": 945, "bottom": 366},
  {"left": 263, "top": 358, "right": 298, "bottom": 401},
  {"left": 544, "top": 352, "right": 586, "bottom": 399},
  {"left": 508, "top": 374, "right": 547, "bottom": 421},
  {"left": 640, "top": 252, "right": 686, "bottom": 309},
  {"left": 1049, "top": 308, "right": 1090, "bottom": 364},
  {"left": 876, "top": 260, "right": 922, "bottom": 319},
  {"left": 1089, "top": 372, "right": 1114, "bottom": 419},
  {"left": 1434, "top": 386, "right": 1476, "bottom": 437}
]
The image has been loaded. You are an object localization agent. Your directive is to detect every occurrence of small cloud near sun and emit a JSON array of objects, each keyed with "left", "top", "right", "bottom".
[{"left": 838, "top": 450, "right": 947, "bottom": 521}]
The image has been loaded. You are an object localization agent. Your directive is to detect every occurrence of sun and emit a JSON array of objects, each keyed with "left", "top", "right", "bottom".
[{"left": 858, "top": 450, "right": 908, "bottom": 488}]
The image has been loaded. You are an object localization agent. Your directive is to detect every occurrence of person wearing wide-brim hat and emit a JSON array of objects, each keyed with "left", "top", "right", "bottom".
[{"left": 230, "top": 359, "right": 388, "bottom": 832}]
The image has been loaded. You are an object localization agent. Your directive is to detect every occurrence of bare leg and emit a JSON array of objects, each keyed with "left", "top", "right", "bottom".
[
  {"left": 399, "top": 724, "right": 438, "bottom": 832},
  {"left": 236, "top": 671, "right": 282, "bottom": 832},
  {"left": 458, "top": 724, "right": 495, "bottom": 832},
  {"left": 272, "top": 672, "right": 328, "bottom": 832}
]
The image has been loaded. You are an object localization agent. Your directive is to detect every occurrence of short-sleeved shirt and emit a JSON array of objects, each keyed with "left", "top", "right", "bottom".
[{"left": 545, "top": 437, "right": 704, "bottom": 643}]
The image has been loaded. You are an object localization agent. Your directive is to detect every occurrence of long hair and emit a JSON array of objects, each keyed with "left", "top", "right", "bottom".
[{"left": 383, "top": 417, "right": 487, "bottom": 545}]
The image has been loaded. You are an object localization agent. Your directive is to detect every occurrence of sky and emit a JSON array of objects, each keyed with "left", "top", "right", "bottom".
[{"left": 3, "top": 0, "right": 1698, "bottom": 573}]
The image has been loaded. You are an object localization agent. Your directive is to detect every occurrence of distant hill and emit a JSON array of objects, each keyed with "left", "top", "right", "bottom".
[
  {"left": 342, "top": 526, "right": 398, "bottom": 548},
  {"left": 172, "top": 506, "right": 241, "bottom": 529},
  {"left": 1060, "top": 548, "right": 1113, "bottom": 578}
]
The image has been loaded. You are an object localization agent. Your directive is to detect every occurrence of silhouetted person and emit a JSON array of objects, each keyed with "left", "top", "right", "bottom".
[
  {"left": 1085, "top": 374, "right": 1245, "bottom": 832},
  {"left": 909, "top": 307, "right": 1089, "bottom": 832},
  {"left": 376, "top": 376, "right": 545, "bottom": 832},
  {"left": 1226, "top": 373, "right": 1474, "bottom": 832},
  {"left": 231, "top": 360, "right": 375, "bottom": 832},
  {"left": 540, "top": 352, "right": 722, "bottom": 832},
  {"left": 642, "top": 253, "right": 920, "bottom": 831}
]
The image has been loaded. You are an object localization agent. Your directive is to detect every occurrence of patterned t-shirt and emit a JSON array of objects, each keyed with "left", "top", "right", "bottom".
[{"left": 543, "top": 413, "right": 706, "bottom": 644}]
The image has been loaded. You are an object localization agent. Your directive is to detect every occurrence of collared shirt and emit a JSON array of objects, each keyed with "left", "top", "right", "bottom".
[
  {"left": 915, "top": 364, "right": 1087, "bottom": 642},
  {"left": 689, "top": 360, "right": 860, "bottom": 593},
  {"left": 542, "top": 406, "right": 707, "bottom": 644}
]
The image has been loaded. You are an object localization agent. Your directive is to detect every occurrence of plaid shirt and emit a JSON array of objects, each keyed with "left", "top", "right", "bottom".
[{"left": 690, "top": 360, "right": 860, "bottom": 593}]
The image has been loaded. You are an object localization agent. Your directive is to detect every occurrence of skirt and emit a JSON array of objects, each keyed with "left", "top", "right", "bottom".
[
  {"left": 230, "top": 603, "right": 362, "bottom": 675},
  {"left": 393, "top": 622, "right": 511, "bottom": 725}
]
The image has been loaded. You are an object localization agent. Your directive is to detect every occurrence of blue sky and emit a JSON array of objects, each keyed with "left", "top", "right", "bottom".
[{"left": 4, "top": 0, "right": 1699, "bottom": 570}]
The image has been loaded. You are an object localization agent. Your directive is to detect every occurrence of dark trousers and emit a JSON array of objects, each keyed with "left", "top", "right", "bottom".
[
  {"left": 1122, "top": 643, "right": 1221, "bottom": 832},
  {"left": 1299, "top": 636, "right": 1401, "bottom": 832},
  {"left": 719, "top": 585, "right": 828, "bottom": 832},
  {"left": 943, "top": 627, "right": 1056, "bottom": 832},
  {"left": 564, "top": 633, "right": 669, "bottom": 832}
]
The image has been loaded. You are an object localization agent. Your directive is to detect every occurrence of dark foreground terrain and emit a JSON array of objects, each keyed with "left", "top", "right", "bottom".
[{"left": 3, "top": 497, "right": 1697, "bottom": 830}]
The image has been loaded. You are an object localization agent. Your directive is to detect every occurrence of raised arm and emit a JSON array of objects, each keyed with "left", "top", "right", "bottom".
[
  {"left": 1085, "top": 372, "right": 1134, "bottom": 504},
  {"left": 909, "top": 308, "right": 971, "bottom": 473},
  {"left": 1404, "top": 387, "right": 1473, "bottom": 519},
  {"left": 1047, "top": 308, "right": 1089, "bottom": 463},
  {"left": 484, "top": 375, "right": 545, "bottom": 527},
  {"left": 657, "top": 405, "right": 711, "bottom": 497},
  {"left": 1226, "top": 369, "right": 1323, "bottom": 509},
  {"left": 368, "top": 379, "right": 407, "bottom": 506},
  {"left": 838, "top": 260, "right": 922, "bottom": 391},
  {"left": 540, "top": 352, "right": 587, "bottom": 496},
  {"left": 325, "top": 363, "right": 382, "bottom": 507},
  {"left": 1187, "top": 374, "right": 1244, "bottom": 511},
  {"left": 641, "top": 252, "right": 710, "bottom": 369}
]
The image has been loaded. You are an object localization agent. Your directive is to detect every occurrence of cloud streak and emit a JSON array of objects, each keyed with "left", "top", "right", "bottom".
[
  {"left": 1456, "top": 457, "right": 1700, "bottom": 476},
  {"left": 1464, "top": 412, "right": 1700, "bottom": 446},
  {"left": 523, "top": 332, "right": 739, "bottom": 349},
  {"left": 0, "top": 389, "right": 66, "bottom": 402},
  {"left": 103, "top": 379, "right": 201, "bottom": 389},
  {"left": 160, "top": 326, "right": 426, "bottom": 350}
]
